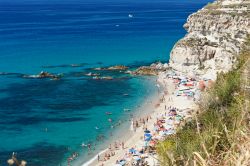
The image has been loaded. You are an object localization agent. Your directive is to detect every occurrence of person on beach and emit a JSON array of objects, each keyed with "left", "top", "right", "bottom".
[
  {"left": 122, "top": 141, "right": 125, "bottom": 149},
  {"left": 114, "top": 141, "right": 118, "bottom": 149},
  {"left": 109, "top": 144, "right": 112, "bottom": 150},
  {"left": 88, "top": 144, "right": 91, "bottom": 151},
  {"left": 135, "top": 120, "right": 139, "bottom": 128},
  {"left": 130, "top": 119, "right": 134, "bottom": 131}
]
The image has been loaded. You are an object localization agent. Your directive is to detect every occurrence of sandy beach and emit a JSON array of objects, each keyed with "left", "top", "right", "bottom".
[{"left": 83, "top": 70, "right": 202, "bottom": 166}]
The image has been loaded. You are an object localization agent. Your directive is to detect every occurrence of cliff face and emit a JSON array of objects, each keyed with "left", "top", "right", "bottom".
[{"left": 169, "top": 0, "right": 250, "bottom": 79}]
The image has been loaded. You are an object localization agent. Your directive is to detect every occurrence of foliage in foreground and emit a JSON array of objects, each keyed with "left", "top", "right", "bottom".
[{"left": 157, "top": 38, "right": 250, "bottom": 166}]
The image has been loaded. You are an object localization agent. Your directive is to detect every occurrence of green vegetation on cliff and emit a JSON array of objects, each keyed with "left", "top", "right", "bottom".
[{"left": 157, "top": 37, "right": 250, "bottom": 166}]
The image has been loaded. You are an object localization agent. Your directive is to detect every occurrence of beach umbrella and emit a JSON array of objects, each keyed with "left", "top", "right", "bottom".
[
  {"left": 166, "top": 129, "right": 175, "bottom": 135},
  {"left": 170, "top": 108, "right": 176, "bottom": 112},
  {"left": 159, "top": 131, "right": 165, "bottom": 136},
  {"left": 173, "top": 76, "right": 179, "bottom": 79},
  {"left": 141, "top": 154, "right": 148, "bottom": 158},
  {"left": 144, "top": 133, "right": 152, "bottom": 138},
  {"left": 145, "top": 137, "right": 151, "bottom": 141},
  {"left": 129, "top": 148, "right": 136, "bottom": 153},
  {"left": 176, "top": 115, "right": 183, "bottom": 121},
  {"left": 179, "top": 85, "right": 190, "bottom": 91},
  {"left": 164, "top": 124, "right": 173, "bottom": 130},
  {"left": 133, "top": 156, "right": 141, "bottom": 161},
  {"left": 119, "top": 160, "right": 126, "bottom": 165},
  {"left": 188, "top": 72, "right": 196, "bottom": 79},
  {"left": 179, "top": 76, "right": 186, "bottom": 80},
  {"left": 181, "top": 79, "right": 188, "bottom": 83},
  {"left": 166, "top": 119, "right": 174, "bottom": 125}
]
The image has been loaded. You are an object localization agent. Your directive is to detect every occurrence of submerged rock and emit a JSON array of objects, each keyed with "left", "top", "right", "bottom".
[
  {"left": 84, "top": 72, "right": 100, "bottom": 76},
  {"left": 93, "top": 65, "right": 129, "bottom": 71},
  {"left": 107, "top": 65, "right": 129, "bottom": 70},
  {"left": 23, "top": 71, "right": 62, "bottom": 80},
  {"left": 92, "top": 76, "right": 113, "bottom": 80}
]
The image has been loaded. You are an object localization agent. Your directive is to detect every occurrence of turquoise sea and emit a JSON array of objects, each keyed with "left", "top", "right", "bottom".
[{"left": 0, "top": 0, "right": 211, "bottom": 165}]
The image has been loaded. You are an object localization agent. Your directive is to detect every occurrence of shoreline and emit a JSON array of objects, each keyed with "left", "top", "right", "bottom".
[
  {"left": 80, "top": 77, "right": 161, "bottom": 166},
  {"left": 82, "top": 69, "right": 201, "bottom": 166},
  {"left": 65, "top": 76, "right": 159, "bottom": 166}
]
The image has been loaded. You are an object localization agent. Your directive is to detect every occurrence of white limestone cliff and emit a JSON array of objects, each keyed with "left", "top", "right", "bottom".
[{"left": 169, "top": 0, "right": 250, "bottom": 79}]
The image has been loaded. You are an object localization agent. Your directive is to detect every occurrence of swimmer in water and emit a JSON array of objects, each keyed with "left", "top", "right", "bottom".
[{"left": 81, "top": 143, "right": 87, "bottom": 148}]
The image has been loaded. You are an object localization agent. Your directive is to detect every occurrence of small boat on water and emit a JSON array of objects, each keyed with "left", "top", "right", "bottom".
[{"left": 128, "top": 14, "right": 133, "bottom": 18}]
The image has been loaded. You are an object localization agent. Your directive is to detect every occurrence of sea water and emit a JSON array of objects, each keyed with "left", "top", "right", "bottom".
[{"left": 0, "top": 0, "right": 211, "bottom": 165}]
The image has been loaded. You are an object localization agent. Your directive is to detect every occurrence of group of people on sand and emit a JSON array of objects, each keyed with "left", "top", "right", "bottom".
[
  {"left": 132, "top": 116, "right": 151, "bottom": 131},
  {"left": 96, "top": 141, "right": 126, "bottom": 163},
  {"left": 94, "top": 71, "right": 206, "bottom": 166},
  {"left": 98, "top": 106, "right": 185, "bottom": 166},
  {"left": 109, "top": 141, "right": 125, "bottom": 150},
  {"left": 103, "top": 151, "right": 116, "bottom": 161}
]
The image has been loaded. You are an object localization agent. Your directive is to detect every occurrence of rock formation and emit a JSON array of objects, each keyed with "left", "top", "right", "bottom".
[
  {"left": 169, "top": 0, "right": 250, "bottom": 79},
  {"left": 128, "top": 62, "right": 169, "bottom": 76}
]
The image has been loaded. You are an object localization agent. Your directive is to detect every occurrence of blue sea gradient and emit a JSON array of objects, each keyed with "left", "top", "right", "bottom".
[{"left": 0, "top": 0, "right": 211, "bottom": 165}]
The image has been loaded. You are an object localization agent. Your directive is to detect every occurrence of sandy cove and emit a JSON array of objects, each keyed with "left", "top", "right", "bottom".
[{"left": 84, "top": 70, "right": 203, "bottom": 166}]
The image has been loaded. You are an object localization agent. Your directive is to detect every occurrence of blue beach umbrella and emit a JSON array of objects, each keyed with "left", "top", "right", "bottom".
[
  {"left": 144, "top": 133, "right": 152, "bottom": 137},
  {"left": 129, "top": 148, "right": 136, "bottom": 153},
  {"left": 145, "top": 137, "right": 151, "bottom": 141},
  {"left": 133, "top": 156, "right": 141, "bottom": 161}
]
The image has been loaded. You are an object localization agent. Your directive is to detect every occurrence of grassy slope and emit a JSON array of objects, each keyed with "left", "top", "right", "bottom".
[{"left": 156, "top": 37, "right": 250, "bottom": 166}]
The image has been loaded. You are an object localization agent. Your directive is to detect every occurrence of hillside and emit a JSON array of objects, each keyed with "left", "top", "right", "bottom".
[{"left": 157, "top": 0, "right": 250, "bottom": 165}]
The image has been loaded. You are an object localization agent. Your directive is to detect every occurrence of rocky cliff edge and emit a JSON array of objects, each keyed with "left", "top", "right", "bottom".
[{"left": 169, "top": 0, "right": 250, "bottom": 79}]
